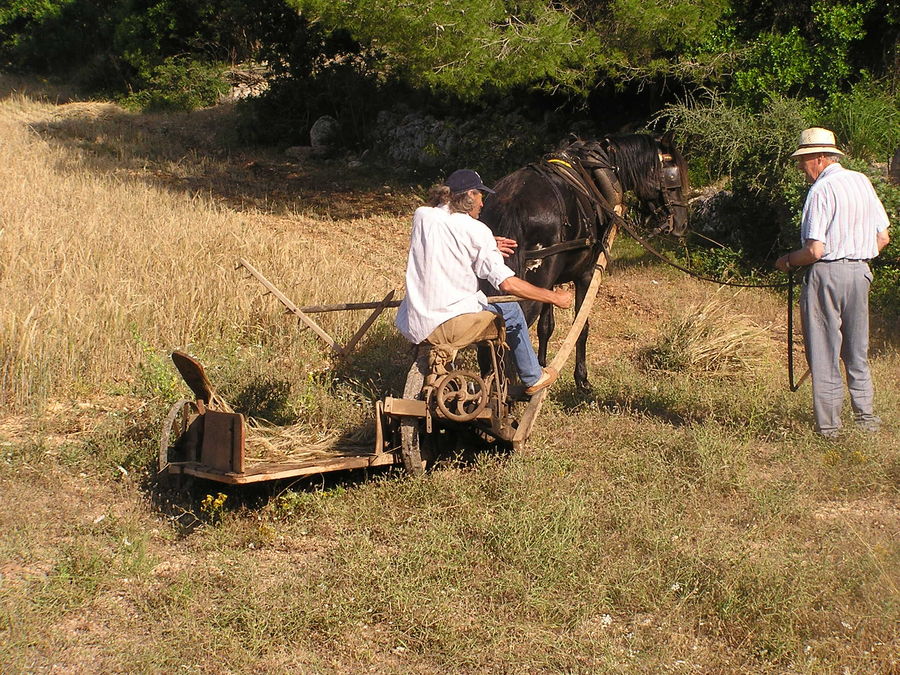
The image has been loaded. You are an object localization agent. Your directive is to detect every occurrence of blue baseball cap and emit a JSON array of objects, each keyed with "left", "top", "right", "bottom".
[{"left": 445, "top": 169, "right": 495, "bottom": 194}]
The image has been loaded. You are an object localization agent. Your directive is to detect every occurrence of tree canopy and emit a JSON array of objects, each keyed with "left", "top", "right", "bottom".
[
  {"left": 3, "top": 0, "right": 896, "bottom": 106},
  {"left": 283, "top": 0, "right": 896, "bottom": 103},
  {"left": 288, "top": 0, "right": 602, "bottom": 98}
]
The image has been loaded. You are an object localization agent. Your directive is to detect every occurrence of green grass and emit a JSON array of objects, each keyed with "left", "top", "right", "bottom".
[{"left": 2, "top": 349, "right": 897, "bottom": 672}]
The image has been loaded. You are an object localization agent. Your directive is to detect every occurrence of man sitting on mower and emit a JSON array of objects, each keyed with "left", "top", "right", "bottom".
[{"left": 396, "top": 169, "right": 573, "bottom": 395}]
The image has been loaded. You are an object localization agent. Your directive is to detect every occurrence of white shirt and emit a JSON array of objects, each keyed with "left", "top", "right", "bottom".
[
  {"left": 801, "top": 163, "right": 890, "bottom": 260},
  {"left": 396, "top": 206, "right": 515, "bottom": 344}
]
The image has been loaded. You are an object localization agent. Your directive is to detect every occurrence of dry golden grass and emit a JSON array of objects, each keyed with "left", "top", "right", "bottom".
[
  {"left": 641, "top": 290, "right": 774, "bottom": 374},
  {"left": 0, "top": 93, "right": 410, "bottom": 410}
]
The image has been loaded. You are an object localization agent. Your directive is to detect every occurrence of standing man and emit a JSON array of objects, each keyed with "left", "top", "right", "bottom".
[
  {"left": 775, "top": 128, "right": 891, "bottom": 438},
  {"left": 397, "top": 169, "right": 573, "bottom": 395}
]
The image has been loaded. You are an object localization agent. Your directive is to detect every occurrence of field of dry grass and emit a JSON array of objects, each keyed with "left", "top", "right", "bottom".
[{"left": 0, "top": 80, "right": 898, "bottom": 673}]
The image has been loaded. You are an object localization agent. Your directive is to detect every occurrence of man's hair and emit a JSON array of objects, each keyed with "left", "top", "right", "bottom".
[
  {"left": 448, "top": 189, "right": 478, "bottom": 214},
  {"left": 799, "top": 152, "right": 841, "bottom": 163},
  {"left": 427, "top": 184, "right": 451, "bottom": 207}
]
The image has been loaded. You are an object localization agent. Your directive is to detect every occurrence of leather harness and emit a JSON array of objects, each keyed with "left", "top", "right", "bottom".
[{"left": 521, "top": 150, "right": 623, "bottom": 263}]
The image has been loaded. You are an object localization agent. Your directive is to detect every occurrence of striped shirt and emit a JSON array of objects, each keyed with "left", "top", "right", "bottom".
[
  {"left": 800, "top": 163, "right": 890, "bottom": 260},
  {"left": 396, "top": 206, "right": 515, "bottom": 344}
]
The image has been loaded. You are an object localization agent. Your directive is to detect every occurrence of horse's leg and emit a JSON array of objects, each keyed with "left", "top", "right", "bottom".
[
  {"left": 573, "top": 272, "right": 593, "bottom": 391},
  {"left": 536, "top": 304, "right": 554, "bottom": 367}
]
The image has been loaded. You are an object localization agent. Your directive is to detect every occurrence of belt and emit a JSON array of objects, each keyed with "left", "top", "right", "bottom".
[{"left": 818, "top": 258, "right": 869, "bottom": 263}]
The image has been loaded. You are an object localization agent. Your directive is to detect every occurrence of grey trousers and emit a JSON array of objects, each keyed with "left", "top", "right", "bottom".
[{"left": 800, "top": 260, "right": 876, "bottom": 435}]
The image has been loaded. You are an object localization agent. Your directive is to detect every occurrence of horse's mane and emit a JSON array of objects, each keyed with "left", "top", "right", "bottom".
[
  {"left": 606, "top": 135, "right": 662, "bottom": 201},
  {"left": 486, "top": 170, "right": 539, "bottom": 239},
  {"left": 561, "top": 133, "right": 689, "bottom": 199}
]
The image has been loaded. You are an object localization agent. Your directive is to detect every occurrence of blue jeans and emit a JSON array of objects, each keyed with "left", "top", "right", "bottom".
[{"left": 488, "top": 302, "right": 543, "bottom": 386}]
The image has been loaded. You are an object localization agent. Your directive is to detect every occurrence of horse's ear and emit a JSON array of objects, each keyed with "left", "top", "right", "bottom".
[{"left": 659, "top": 130, "right": 675, "bottom": 148}]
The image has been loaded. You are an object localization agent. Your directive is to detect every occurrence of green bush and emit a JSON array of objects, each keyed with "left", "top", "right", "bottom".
[
  {"left": 0, "top": 0, "right": 286, "bottom": 111},
  {"left": 729, "top": 29, "right": 815, "bottom": 109},
  {"left": 662, "top": 91, "right": 898, "bottom": 270},
  {"left": 120, "top": 56, "right": 229, "bottom": 112},
  {"left": 870, "top": 264, "right": 900, "bottom": 322},
  {"left": 660, "top": 92, "right": 813, "bottom": 194},
  {"left": 660, "top": 93, "right": 813, "bottom": 260},
  {"left": 825, "top": 78, "right": 900, "bottom": 161},
  {"left": 0, "top": 0, "right": 113, "bottom": 73}
]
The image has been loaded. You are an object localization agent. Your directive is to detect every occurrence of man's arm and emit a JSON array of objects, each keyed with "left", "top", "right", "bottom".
[
  {"left": 499, "top": 275, "right": 573, "bottom": 308},
  {"left": 877, "top": 228, "right": 890, "bottom": 252},
  {"left": 775, "top": 239, "right": 825, "bottom": 272}
]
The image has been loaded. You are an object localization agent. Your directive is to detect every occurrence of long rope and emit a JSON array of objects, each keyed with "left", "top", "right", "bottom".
[
  {"left": 543, "top": 155, "right": 790, "bottom": 289},
  {"left": 545, "top": 156, "right": 811, "bottom": 389},
  {"left": 617, "top": 214, "right": 790, "bottom": 289}
]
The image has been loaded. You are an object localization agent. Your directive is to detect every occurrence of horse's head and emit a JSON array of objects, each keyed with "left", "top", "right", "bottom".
[
  {"left": 652, "top": 131, "right": 690, "bottom": 238},
  {"left": 596, "top": 132, "right": 690, "bottom": 238}
]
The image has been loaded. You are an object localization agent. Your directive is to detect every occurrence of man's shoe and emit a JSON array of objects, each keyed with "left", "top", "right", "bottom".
[
  {"left": 524, "top": 367, "right": 558, "bottom": 395},
  {"left": 856, "top": 416, "right": 882, "bottom": 433}
]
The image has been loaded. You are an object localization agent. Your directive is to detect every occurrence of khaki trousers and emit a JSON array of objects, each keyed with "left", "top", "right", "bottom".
[{"left": 422, "top": 311, "right": 505, "bottom": 383}]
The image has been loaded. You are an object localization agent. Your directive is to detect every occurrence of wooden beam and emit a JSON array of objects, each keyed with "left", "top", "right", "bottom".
[
  {"left": 238, "top": 258, "right": 344, "bottom": 354},
  {"left": 295, "top": 294, "right": 523, "bottom": 314},
  {"left": 512, "top": 224, "right": 619, "bottom": 444},
  {"left": 342, "top": 289, "right": 395, "bottom": 354},
  {"left": 177, "top": 451, "right": 399, "bottom": 484}
]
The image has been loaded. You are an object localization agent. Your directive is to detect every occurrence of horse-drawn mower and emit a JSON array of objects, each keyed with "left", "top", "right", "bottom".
[{"left": 159, "top": 228, "right": 614, "bottom": 485}]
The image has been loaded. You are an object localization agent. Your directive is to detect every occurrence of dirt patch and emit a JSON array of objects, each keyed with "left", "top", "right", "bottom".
[
  {"left": 599, "top": 278, "right": 662, "bottom": 319},
  {"left": 0, "top": 561, "right": 53, "bottom": 588},
  {"left": 813, "top": 498, "right": 900, "bottom": 529}
]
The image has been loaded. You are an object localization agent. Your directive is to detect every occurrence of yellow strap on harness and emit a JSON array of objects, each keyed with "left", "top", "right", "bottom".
[{"left": 547, "top": 158, "right": 573, "bottom": 169}]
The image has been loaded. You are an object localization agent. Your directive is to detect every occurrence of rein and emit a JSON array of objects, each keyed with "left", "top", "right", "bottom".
[{"left": 524, "top": 238, "right": 595, "bottom": 260}]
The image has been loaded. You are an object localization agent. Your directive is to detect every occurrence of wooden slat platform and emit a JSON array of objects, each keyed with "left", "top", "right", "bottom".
[{"left": 168, "top": 450, "right": 399, "bottom": 484}]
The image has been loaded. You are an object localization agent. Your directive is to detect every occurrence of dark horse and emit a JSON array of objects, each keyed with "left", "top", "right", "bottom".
[{"left": 480, "top": 132, "right": 690, "bottom": 390}]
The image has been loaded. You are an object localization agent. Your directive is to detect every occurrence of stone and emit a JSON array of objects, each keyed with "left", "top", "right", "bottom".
[{"left": 309, "top": 115, "right": 339, "bottom": 149}]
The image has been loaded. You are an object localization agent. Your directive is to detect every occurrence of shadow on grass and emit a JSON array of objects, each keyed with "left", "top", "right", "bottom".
[
  {"left": 22, "top": 98, "right": 431, "bottom": 220},
  {"left": 553, "top": 380, "right": 692, "bottom": 426},
  {"left": 0, "top": 72, "right": 81, "bottom": 103},
  {"left": 330, "top": 327, "right": 412, "bottom": 400},
  {"left": 871, "top": 315, "right": 900, "bottom": 355}
]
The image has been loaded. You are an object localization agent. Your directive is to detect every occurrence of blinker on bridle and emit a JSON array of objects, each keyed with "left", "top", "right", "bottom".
[{"left": 648, "top": 152, "right": 687, "bottom": 233}]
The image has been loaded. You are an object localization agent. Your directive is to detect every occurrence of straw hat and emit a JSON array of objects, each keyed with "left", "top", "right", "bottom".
[{"left": 790, "top": 127, "right": 845, "bottom": 158}]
